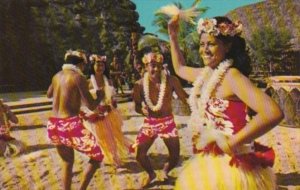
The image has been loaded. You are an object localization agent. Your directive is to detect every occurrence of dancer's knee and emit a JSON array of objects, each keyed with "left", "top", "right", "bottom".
[
  {"left": 88, "top": 159, "right": 100, "bottom": 168},
  {"left": 136, "top": 152, "right": 147, "bottom": 162},
  {"left": 171, "top": 151, "right": 180, "bottom": 161}
]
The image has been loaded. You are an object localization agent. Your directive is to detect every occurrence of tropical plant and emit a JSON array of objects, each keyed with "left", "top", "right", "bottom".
[
  {"left": 248, "top": 26, "right": 298, "bottom": 75},
  {"left": 0, "top": 0, "right": 144, "bottom": 92},
  {"left": 152, "top": 1, "right": 207, "bottom": 67}
]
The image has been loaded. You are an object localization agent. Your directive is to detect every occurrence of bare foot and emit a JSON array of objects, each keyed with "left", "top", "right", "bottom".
[{"left": 141, "top": 172, "right": 156, "bottom": 188}]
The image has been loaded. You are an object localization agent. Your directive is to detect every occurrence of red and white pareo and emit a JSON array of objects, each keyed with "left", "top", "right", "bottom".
[{"left": 175, "top": 98, "right": 276, "bottom": 190}]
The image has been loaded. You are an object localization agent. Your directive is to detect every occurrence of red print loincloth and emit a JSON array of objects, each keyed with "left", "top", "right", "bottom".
[
  {"left": 131, "top": 115, "right": 178, "bottom": 151},
  {"left": 47, "top": 116, "right": 103, "bottom": 162}
]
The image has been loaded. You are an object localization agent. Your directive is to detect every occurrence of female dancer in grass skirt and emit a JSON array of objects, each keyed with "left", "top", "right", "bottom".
[
  {"left": 81, "top": 54, "right": 132, "bottom": 167},
  {"left": 166, "top": 10, "right": 283, "bottom": 189}
]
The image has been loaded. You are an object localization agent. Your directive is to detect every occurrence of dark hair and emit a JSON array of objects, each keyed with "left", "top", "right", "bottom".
[
  {"left": 89, "top": 60, "right": 110, "bottom": 79},
  {"left": 202, "top": 16, "right": 252, "bottom": 76},
  {"left": 65, "top": 55, "right": 84, "bottom": 65}
]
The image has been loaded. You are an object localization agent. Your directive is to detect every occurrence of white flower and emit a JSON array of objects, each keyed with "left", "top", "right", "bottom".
[
  {"left": 62, "top": 64, "right": 84, "bottom": 76},
  {"left": 197, "top": 18, "right": 242, "bottom": 36}
]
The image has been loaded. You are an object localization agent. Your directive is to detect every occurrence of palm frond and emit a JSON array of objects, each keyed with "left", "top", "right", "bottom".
[{"left": 192, "top": 0, "right": 202, "bottom": 7}]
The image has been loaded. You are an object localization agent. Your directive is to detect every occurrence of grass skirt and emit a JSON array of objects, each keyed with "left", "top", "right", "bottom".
[
  {"left": 174, "top": 153, "right": 276, "bottom": 190},
  {"left": 83, "top": 109, "right": 132, "bottom": 166}
]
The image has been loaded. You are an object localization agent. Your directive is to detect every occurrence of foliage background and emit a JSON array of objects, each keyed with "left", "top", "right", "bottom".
[
  {"left": 0, "top": 0, "right": 144, "bottom": 92},
  {"left": 0, "top": 0, "right": 299, "bottom": 92}
]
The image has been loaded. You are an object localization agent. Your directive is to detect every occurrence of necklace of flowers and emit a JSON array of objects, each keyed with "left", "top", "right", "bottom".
[
  {"left": 188, "top": 59, "right": 233, "bottom": 130},
  {"left": 90, "top": 74, "right": 113, "bottom": 105},
  {"left": 143, "top": 71, "right": 167, "bottom": 112},
  {"left": 62, "top": 64, "right": 84, "bottom": 76}
]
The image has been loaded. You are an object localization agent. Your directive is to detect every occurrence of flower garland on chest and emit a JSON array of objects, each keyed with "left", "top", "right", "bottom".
[
  {"left": 143, "top": 71, "right": 167, "bottom": 112},
  {"left": 90, "top": 74, "right": 113, "bottom": 105},
  {"left": 62, "top": 64, "right": 84, "bottom": 76},
  {"left": 188, "top": 59, "right": 232, "bottom": 129}
]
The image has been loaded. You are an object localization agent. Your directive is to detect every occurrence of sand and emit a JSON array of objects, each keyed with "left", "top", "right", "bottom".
[{"left": 0, "top": 101, "right": 299, "bottom": 190}]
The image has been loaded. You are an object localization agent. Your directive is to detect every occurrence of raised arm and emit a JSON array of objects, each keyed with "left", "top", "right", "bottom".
[
  {"left": 168, "top": 15, "right": 201, "bottom": 82},
  {"left": 225, "top": 69, "right": 283, "bottom": 149}
]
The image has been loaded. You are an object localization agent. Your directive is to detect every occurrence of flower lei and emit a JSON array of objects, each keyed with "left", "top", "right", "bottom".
[
  {"left": 62, "top": 64, "right": 84, "bottom": 76},
  {"left": 188, "top": 59, "right": 233, "bottom": 131},
  {"left": 143, "top": 71, "right": 167, "bottom": 112},
  {"left": 80, "top": 74, "right": 115, "bottom": 122},
  {"left": 90, "top": 74, "right": 114, "bottom": 105}
]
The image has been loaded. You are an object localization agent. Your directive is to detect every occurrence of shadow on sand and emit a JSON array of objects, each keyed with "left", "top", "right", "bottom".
[
  {"left": 112, "top": 153, "right": 190, "bottom": 175},
  {"left": 11, "top": 125, "right": 46, "bottom": 131},
  {"left": 276, "top": 172, "right": 300, "bottom": 186},
  {"left": 21, "top": 144, "right": 55, "bottom": 155}
]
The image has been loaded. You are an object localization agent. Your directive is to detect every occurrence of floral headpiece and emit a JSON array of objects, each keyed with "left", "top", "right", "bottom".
[
  {"left": 197, "top": 18, "right": 243, "bottom": 36},
  {"left": 89, "top": 54, "right": 107, "bottom": 63},
  {"left": 142, "top": 52, "right": 164, "bottom": 64},
  {"left": 64, "top": 50, "right": 87, "bottom": 64}
]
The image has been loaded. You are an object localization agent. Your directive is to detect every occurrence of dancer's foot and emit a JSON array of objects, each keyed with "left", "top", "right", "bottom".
[{"left": 141, "top": 172, "right": 156, "bottom": 188}]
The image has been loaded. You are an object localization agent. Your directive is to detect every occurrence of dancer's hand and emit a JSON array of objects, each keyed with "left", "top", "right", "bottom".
[
  {"left": 96, "top": 88, "right": 105, "bottom": 100},
  {"left": 168, "top": 15, "right": 179, "bottom": 38},
  {"left": 141, "top": 102, "right": 149, "bottom": 116},
  {"left": 217, "top": 136, "right": 234, "bottom": 156},
  {"left": 112, "top": 99, "right": 117, "bottom": 108}
]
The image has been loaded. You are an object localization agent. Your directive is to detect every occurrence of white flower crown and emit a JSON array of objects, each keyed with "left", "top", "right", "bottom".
[
  {"left": 89, "top": 54, "right": 107, "bottom": 63},
  {"left": 197, "top": 18, "right": 243, "bottom": 36},
  {"left": 64, "top": 49, "right": 87, "bottom": 64}
]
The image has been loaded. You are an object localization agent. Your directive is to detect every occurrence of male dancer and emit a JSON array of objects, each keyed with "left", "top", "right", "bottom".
[
  {"left": 47, "top": 50, "right": 104, "bottom": 190},
  {"left": 132, "top": 48, "right": 188, "bottom": 187}
]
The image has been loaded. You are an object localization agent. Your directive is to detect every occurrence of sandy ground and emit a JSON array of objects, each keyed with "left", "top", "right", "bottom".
[{"left": 0, "top": 100, "right": 300, "bottom": 190}]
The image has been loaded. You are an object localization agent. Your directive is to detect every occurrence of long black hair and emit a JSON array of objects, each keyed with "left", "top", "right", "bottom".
[{"left": 202, "top": 16, "right": 252, "bottom": 76}]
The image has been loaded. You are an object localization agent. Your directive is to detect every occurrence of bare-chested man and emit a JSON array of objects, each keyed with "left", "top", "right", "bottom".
[
  {"left": 132, "top": 48, "right": 188, "bottom": 187},
  {"left": 47, "top": 50, "right": 104, "bottom": 190}
]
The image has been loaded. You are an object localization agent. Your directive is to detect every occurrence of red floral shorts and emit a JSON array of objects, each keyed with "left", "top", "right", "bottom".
[
  {"left": 131, "top": 115, "right": 178, "bottom": 150},
  {"left": 47, "top": 116, "right": 103, "bottom": 162}
]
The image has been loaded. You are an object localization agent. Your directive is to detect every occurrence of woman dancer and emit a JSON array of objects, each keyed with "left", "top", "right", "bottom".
[
  {"left": 81, "top": 54, "right": 132, "bottom": 167},
  {"left": 168, "top": 14, "right": 283, "bottom": 190}
]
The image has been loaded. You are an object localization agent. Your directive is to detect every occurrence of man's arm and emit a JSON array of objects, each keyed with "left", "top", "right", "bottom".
[
  {"left": 132, "top": 82, "right": 143, "bottom": 114},
  {"left": 170, "top": 76, "right": 188, "bottom": 104},
  {"left": 77, "top": 75, "right": 103, "bottom": 110},
  {"left": 47, "top": 83, "right": 53, "bottom": 98},
  {"left": 132, "top": 81, "right": 148, "bottom": 116}
]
